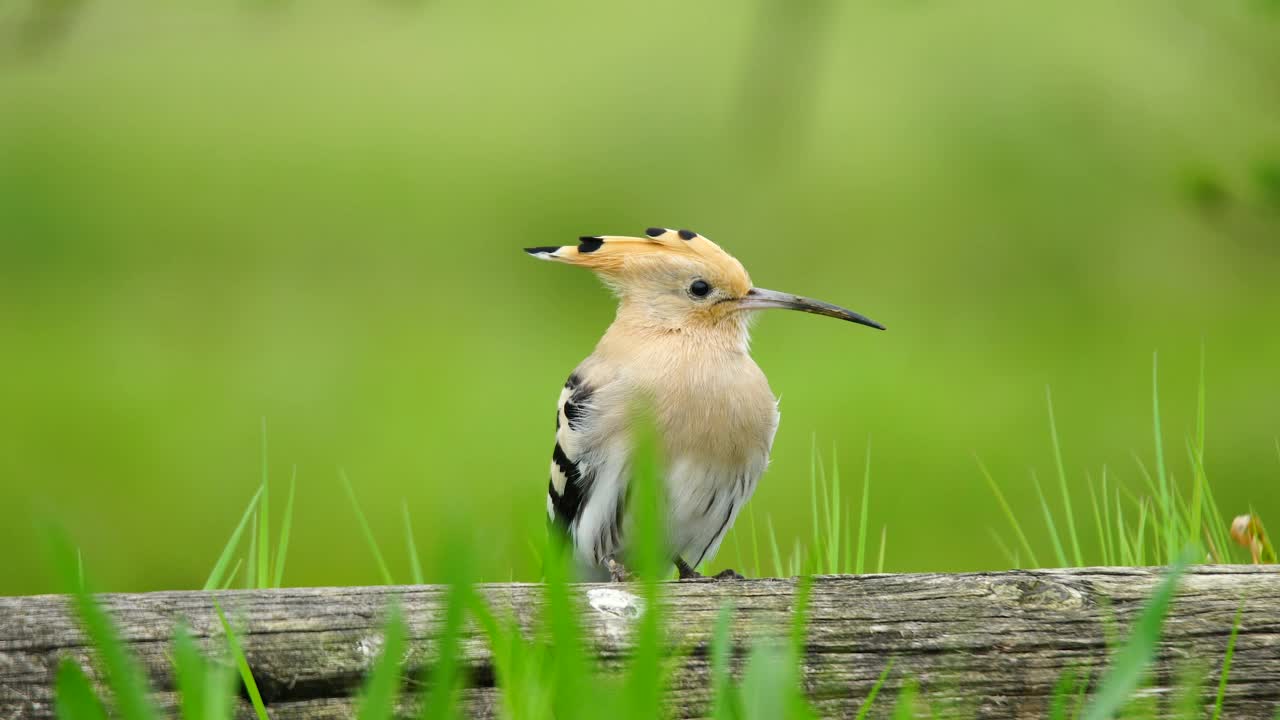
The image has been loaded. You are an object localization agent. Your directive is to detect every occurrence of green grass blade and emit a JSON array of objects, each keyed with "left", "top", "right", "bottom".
[
  {"left": 1033, "top": 471, "right": 1069, "bottom": 568},
  {"left": 844, "top": 505, "right": 854, "bottom": 575},
  {"left": 739, "top": 642, "right": 788, "bottom": 720},
  {"left": 244, "top": 511, "right": 258, "bottom": 590},
  {"left": 54, "top": 659, "right": 107, "bottom": 720},
  {"left": 421, "top": 551, "right": 471, "bottom": 719},
  {"left": 975, "top": 455, "right": 1040, "bottom": 568},
  {"left": 173, "top": 625, "right": 209, "bottom": 720},
  {"left": 214, "top": 601, "right": 269, "bottom": 720},
  {"left": 1082, "top": 557, "right": 1187, "bottom": 720},
  {"left": 624, "top": 420, "right": 666, "bottom": 719},
  {"left": 1047, "top": 387, "right": 1084, "bottom": 567},
  {"left": 257, "top": 418, "right": 270, "bottom": 590},
  {"left": 988, "top": 528, "right": 1020, "bottom": 568},
  {"left": 1072, "top": 668, "right": 1091, "bottom": 720},
  {"left": 357, "top": 605, "right": 406, "bottom": 720},
  {"left": 1048, "top": 668, "right": 1077, "bottom": 720},
  {"left": 766, "top": 516, "right": 785, "bottom": 578},
  {"left": 1199, "top": 460, "right": 1233, "bottom": 562},
  {"left": 203, "top": 487, "right": 263, "bottom": 591},
  {"left": 173, "top": 623, "right": 233, "bottom": 720},
  {"left": 1086, "top": 472, "right": 1106, "bottom": 567},
  {"left": 1211, "top": 605, "right": 1243, "bottom": 720},
  {"left": 790, "top": 575, "right": 812, "bottom": 658},
  {"left": 731, "top": 525, "right": 747, "bottom": 579},
  {"left": 710, "top": 604, "right": 738, "bottom": 720},
  {"left": 1101, "top": 467, "right": 1115, "bottom": 568},
  {"left": 271, "top": 466, "right": 297, "bottom": 589},
  {"left": 853, "top": 659, "right": 895, "bottom": 720},
  {"left": 877, "top": 526, "right": 887, "bottom": 574},
  {"left": 856, "top": 440, "right": 872, "bottom": 575},
  {"left": 402, "top": 501, "right": 424, "bottom": 586},
  {"left": 1134, "top": 501, "right": 1149, "bottom": 565},
  {"left": 1116, "top": 489, "right": 1133, "bottom": 567},
  {"left": 891, "top": 679, "right": 919, "bottom": 720},
  {"left": 1151, "top": 352, "right": 1176, "bottom": 564},
  {"left": 828, "top": 447, "right": 841, "bottom": 574},
  {"left": 809, "top": 434, "right": 821, "bottom": 569},
  {"left": 49, "top": 530, "right": 157, "bottom": 720},
  {"left": 815, "top": 450, "right": 830, "bottom": 573},
  {"left": 749, "top": 503, "right": 762, "bottom": 579},
  {"left": 219, "top": 559, "right": 243, "bottom": 592},
  {"left": 1190, "top": 344, "right": 1207, "bottom": 556},
  {"left": 340, "top": 469, "right": 395, "bottom": 585}
]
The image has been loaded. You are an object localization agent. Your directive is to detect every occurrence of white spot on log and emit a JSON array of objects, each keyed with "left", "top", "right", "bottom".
[
  {"left": 587, "top": 587, "right": 644, "bottom": 640},
  {"left": 357, "top": 635, "right": 383, "bottom": 659},
  {"left": 588, "top": 587, "right": 643, "bottom": 619}
]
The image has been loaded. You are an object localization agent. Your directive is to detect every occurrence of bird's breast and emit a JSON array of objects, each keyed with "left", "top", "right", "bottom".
[{"left": 651, "top": 354, "right": 780, "bottom": 470}]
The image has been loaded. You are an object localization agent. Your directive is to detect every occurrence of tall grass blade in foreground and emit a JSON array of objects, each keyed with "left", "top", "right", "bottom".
[
  {"left": 54, "top": 659, "right": 107, "bottom": 720},
  {"left": 891, "top": 679, "right": 919, "bottom": 720},
  {"left": 1082, "top": 556, "right": 1188, "bottom": 720},
  {"left": 214, "top": 601, "right": 269, "bottom": 720},
  {"left": 710, "top": 604, "right": 739, "bottom": 720},
  {"left": 355, "top": 605, "right": 406, "bottom": 720},
  {"left": 853, "top": 660, "right": 895, "bottom": 720},
  {"left": 173, "top": 624, "right": 234, "bottom": 720},
  {"left": 624, "top": 419, "right": 668, "bottom": 718},
  {"left": 48, "top": 529, "right": 157, "bottom": 720},
  {"left": 1211, "top": 606, "right": 1243, "bottom": 720},
  {"left": 1047, "top": 668, "right": 1079, "bottom": 720},
  {"left": 420, "top": 538, "right": 472, "bottom": 719}
]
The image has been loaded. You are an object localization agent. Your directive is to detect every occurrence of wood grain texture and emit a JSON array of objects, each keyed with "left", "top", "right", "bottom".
[{"left": 2, "top": 567, "right": 1278, "bottom": 718}]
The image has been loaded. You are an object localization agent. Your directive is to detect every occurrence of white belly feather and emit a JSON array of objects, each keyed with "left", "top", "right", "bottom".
[{"left": 545, "top": 345, "right": 779, "bottom": 578}]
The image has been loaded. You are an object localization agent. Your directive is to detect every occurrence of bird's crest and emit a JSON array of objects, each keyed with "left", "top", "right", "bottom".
[{"left": 524, "top": 227, "right": 751, "bottom": 296}]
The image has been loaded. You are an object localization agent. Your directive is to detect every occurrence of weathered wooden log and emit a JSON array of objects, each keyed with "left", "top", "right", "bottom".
[{"left": 2, "top": 567, "right": 1278, "bottom": 719}]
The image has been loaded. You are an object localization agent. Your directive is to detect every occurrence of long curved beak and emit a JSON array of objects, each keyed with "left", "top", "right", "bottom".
[{"left": 738, "top": 287, "right": 885, "bottom": 330}]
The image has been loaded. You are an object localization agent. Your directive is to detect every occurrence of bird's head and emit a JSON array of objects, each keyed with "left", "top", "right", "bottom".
[{"left": 525, "top": 228, "right": 884, "bottom": 335}]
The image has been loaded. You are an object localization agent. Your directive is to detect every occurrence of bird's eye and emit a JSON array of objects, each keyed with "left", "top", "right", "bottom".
[{"left": 689, "top": 279, "right": 712, "bottom": 298}]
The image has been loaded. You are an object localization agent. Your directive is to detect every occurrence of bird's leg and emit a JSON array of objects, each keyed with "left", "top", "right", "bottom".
[
  {"left": 712, "top": 568, "right": 745, "bottom": 580},
  {"left": 605, "top": 555, "right": 634, "bottom": 583},
  {"left": 674, "top": 556, "right": 702, "bottom": 580}
]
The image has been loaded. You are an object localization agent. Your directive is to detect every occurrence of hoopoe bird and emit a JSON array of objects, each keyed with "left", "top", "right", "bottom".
[{"left": 526, "top": 228, "right": 884, "bottom": 581}]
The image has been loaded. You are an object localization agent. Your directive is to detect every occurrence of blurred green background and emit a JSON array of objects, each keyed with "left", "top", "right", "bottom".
[{"left": 2, "top": 0, "right": 1278, "bottom": 595}]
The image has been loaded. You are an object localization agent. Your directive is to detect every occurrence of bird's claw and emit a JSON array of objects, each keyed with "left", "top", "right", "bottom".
[
  {"left": 675, "top": 557, "right": 745, "bottom": 581},
  {"left": 605, "top": 556, "right": 634, "bottom": 583}
]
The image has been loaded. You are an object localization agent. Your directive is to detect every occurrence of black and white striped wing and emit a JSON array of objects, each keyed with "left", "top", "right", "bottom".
[{"left": 545, "top": 372, "right": 593, "bottom": 535}]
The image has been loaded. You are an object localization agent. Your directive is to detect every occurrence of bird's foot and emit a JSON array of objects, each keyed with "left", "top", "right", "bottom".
[
  {"left": 674, "top": 557, "right": 745, "bottom": 581},
  {"left": 605, "top": 556, "right": 633, "bottom": 583}
]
